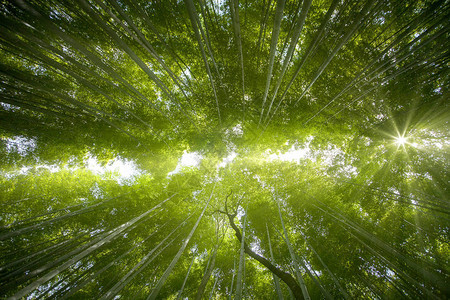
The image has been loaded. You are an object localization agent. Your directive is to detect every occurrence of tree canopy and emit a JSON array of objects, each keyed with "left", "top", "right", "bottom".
[{"left": 0, "top": 0, "right": 448, "bottom": 299}]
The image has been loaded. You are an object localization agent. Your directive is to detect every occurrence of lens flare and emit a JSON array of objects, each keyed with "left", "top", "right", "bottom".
[{"left": 395, "top": 136, "right": 407, "bottom": 146}]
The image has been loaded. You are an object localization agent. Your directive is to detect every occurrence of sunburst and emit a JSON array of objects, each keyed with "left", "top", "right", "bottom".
[{"left": 395, "top": 135, "right": 408, "bottom": 147}]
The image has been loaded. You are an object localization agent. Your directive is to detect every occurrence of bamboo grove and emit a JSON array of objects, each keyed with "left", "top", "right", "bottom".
[{"left": 0, "top": 0, "right": 448, "bottom": 299}]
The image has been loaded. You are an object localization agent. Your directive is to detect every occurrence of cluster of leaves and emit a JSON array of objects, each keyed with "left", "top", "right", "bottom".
[{"left": 0, "top": 0, "right": 448, "bottom": 299}]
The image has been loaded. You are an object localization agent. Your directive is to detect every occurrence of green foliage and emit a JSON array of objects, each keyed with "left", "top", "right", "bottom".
[{"left": 0, "top": 0, "right": 448, "bottom": 299}]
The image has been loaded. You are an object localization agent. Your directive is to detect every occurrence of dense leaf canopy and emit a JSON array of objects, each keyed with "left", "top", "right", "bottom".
[{"left": 0, "top": 0, "right": 449, "bottom": 299}]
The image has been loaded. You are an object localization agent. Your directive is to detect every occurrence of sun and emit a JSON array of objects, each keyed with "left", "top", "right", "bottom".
[{"left": 395, "top": 135, "right": 408, "bottom": 146}]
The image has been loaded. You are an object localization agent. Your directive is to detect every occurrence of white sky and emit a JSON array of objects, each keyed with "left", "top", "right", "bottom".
[
  {"left": 85, "top": 155, "right": 142, "bottom": 184},
  {"left": 0, "top": 147, "right": 142, "bottom": 185},
  {"left": 268, "top": 145, "right": 310, "bottom": 163},
  {"left": 267, "top": 137, "right": 314, "bottom": 163},
  {"left": 3, "top": 128, "right": 446, "bottom": 183},
  {"left": 168, "top": 150, "right": 203, "bottom": 176},
  {"left": 230, "top": 124, "right": 243, "bottom": 137},
  {"left": 266, "top": 137, "right": 358, "bottom": 178},
  {"left": 4, "top": 136, "right": 37, "bottom": 156},
  {"left": 218, "top": 151, "right": 238, "bottom": 169}
]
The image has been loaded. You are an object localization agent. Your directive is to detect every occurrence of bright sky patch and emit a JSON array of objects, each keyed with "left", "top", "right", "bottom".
[
  {"left": 395, "top": 135, "right": 407, "bottom": 146},
  {"left": 168, "top": 150, "right": 203, "bottom": 176},
  {"left": 4, "top": 136, "right": 37, "bottom": 156},
  {"left": 218, "top": 151, "right": 238, "bottom": 169},
  {"left": 85, "top": 155, "right": 142, "bottom": 184}
]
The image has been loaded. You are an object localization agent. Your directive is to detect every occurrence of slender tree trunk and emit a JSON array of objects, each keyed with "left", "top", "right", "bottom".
[
  {"left": 262, "top": 0, "right": 340, "bottom": 129},
  {"left": 102, "top": 0, "right": 197, "bottom": 108},
  {"left": 229, "top": 258, "right": 236, "bottom": 300},
  {"left": 196, "top": 245, "right": 218, "bottom": 300},
  {"left": 277, "top": 201, "right": 310, "bottom": 300},
  {"left": 9, "top": 194, "right": 176, "bottom": 300},
  {"left": 209, "top": 273, "right": 219, "bottom": 299},
  {"left": 185, "top": 0, "right": 221, "bottom": 124},
  {"left": 230, "top": 0, "right": 246, "bottom": 122},
  {"left": 256, "top": 0, "right": 273, "bottom": 69},
  {"left": 313, "top": 199, "right": 448, "bottom": 296},
  {"left": 234, "top": 210, "right": 247, "bottom": 300},
  {"left": 264, "top": 0, "right": 312, "bottom": 123},
  {"left": 62, "top": 223, "right": 169, "bottom": 299},
  {"left": 0, "top": 193, "right": 130, "bottom": 240},
  {"left": 147, "top": 186, "right": 215, "bottom": 299},
  {"left": 101, "top": 222, "right": 186, "bottom": 300},
  {"left": 266, "top": 223, "right": 283, "bottom": 299},
  {"left": 297, "top": 228, "right": 350, "bottom": 299},
  {"left": 221, "top": 208, "right": 304, "bottom": 299},
  {"left": 259, "top": 0, "right": 285, "bottom": 127},
  {"left": 296, "top": 253, "right": 332, "bottom": 300},
  {"left": 177, "top": 254, "right": 196, "bottom": 299},
  {"left": 307, "top": 10, "right": 446, "bottom": 125},
  {"left": 78, "top": 0, "right": 198, "bottom": 130},
  {"left": 294, "top": 0, "right": 377, "bottom": 106}
]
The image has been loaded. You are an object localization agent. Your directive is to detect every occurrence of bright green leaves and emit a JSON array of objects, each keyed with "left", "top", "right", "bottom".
[{"left": 0, "top": 0, "right": 448, "bottom": 299}]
